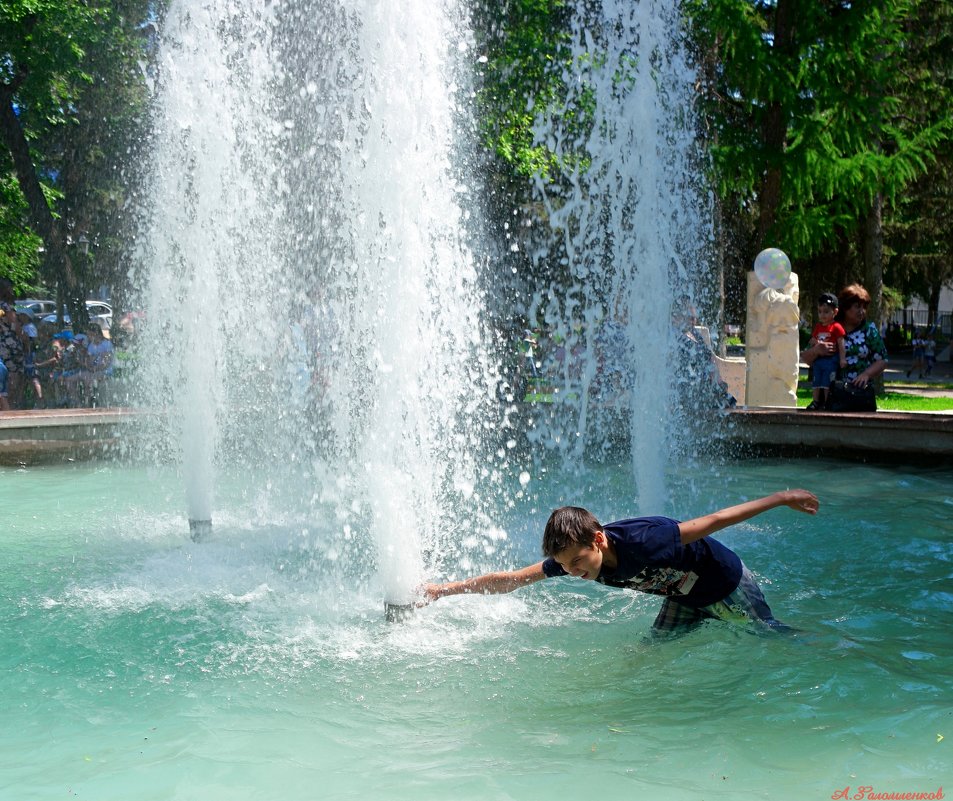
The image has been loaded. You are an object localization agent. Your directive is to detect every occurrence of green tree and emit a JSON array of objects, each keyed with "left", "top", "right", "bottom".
[
  {"left": 882, "top": 2, "right": 953, "bottom": 326},
  {"left": 467, "top": 0, "right": 582, "bottom": 331},
  {"left": 687, "top": 0, "right": 951, "bottom": 321},
  {"left": 471, "top": 0, "right": 576, "bottom": 188},
  {"left": 0, "top": 0, "right": 154, "bottom": 322},
  {"left": 0, "top": 170, "right": 42, "bottom": 290}
]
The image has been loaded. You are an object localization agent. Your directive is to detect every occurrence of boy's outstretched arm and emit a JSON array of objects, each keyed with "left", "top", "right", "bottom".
[
  {"left": 422, "top": 562, "right": 547, "bottom": 603},
  {"left": 678, "top": 489, "right": 818, "bottom": 545}
]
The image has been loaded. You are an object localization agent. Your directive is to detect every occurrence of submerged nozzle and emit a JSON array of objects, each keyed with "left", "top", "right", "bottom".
[
  {"left": 189, "top": 519, "right": 212, "bottom": 542},
  {"left": 384, "top": 602, "right": 414, "bottom": 623}
]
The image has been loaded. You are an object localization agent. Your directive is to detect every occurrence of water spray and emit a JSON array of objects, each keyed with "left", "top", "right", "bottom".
[{"left": 146, "top": 0, "right": 494, "bottom": 596}]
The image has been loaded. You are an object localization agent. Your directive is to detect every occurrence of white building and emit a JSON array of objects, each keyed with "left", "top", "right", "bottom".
[{"left": 893, "top": 285, "right": 953, "bottom": 335}]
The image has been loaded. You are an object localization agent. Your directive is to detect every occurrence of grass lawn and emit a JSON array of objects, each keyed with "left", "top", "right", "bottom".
[{"left": 796, "top": 387, "right": 953, "bottom": 412}]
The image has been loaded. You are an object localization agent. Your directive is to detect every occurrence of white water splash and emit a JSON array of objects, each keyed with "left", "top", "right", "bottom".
[
  {"left": 526, "top": 0, "right": 712, "bottom": 510},
  {"left": 138, "top": 0, "right": 500, "bottom": 605}
]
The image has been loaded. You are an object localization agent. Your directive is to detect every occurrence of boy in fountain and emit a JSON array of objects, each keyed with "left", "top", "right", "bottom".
[{"left": 422, "top": 489, "right": 818, "bottom": 634}]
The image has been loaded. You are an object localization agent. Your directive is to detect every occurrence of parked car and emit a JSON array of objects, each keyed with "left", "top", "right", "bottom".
[
  {"left": 85, "top": 302, "right": 113, "bottom": 326},
  {"left": 15, "top": 299, "right": 58, "bottom": 317},
  {"left": 40, "top": 301, "right": 113, "bottom": 331}
]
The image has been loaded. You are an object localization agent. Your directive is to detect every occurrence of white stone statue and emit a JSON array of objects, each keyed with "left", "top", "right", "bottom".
[{"left": 745, "top": 270, "right": 800, "bottom": 407}]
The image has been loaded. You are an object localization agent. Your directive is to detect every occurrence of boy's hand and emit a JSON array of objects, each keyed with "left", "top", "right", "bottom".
[
  {"left": 777, "top": 489, "right": 819, "bottom": 515},
  {"left": 416, "top": 583, "right": 443, "bottom": 606}
]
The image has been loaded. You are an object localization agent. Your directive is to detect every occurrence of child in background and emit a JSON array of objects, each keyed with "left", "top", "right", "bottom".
[
  {"left": 924, "top": 333, "right": 936, "bottom": 376},
  {"left": 907, "top": 329, "right": 926, "bottom": 379},
  {"left": 807, "top": 293, "right": 846, "bottom": 410},
  {"left": 34, "top": 333, "right": 63, "bottom": 407},
  {"left": 18, "top": 311, "right": 42, "bottom": 407},
  {"left": 42, "top": 333, "right": 75, "bottom": 407}
]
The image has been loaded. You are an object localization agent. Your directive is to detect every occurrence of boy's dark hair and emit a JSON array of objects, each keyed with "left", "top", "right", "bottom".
[
  {"left": 542, "top": 506, "right": 602, "bottom": 556},
  {"left": 817, "top": 292, "right": 838, "bottom": 309}
]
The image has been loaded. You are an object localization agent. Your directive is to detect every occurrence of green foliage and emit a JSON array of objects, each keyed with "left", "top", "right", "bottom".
[
  {"left": 0, "top": 171, "right": 41, "bottom": 292},
  {"left": 882, "top": 3, "right": 953, "bottom": 314},
  {"left": 687, "top": 0, "right": 952, "bottom": 267},
  {"left": 0, "top": 0, "right": 102, "bottom": 123},
  {"left": 796, "top": 386, "right": 953, "bottom": 411},
  {"left": 472, "top": 0, "right": 588, "bottom": 182},
  {"left": 0, "top": 0, "right": 155, "bottom": 300},
  {"left": 880, "top": 283, "right": 904, "bottom": 320}
]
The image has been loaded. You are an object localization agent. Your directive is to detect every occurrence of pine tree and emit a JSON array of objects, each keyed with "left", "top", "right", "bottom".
[{"left": 687, "top": 0, "right": 951, "bottom": 320}]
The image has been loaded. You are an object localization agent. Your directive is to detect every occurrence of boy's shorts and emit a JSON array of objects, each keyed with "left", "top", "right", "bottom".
[
  {"left": 651, "top": 566, "right": 788, "bottom": 633},
  {"left": 811, "top": 355, "right": 839, "bottom": 389}
]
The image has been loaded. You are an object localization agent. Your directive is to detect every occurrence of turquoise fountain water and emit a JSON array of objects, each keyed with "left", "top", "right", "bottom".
[
  {"left": 2, "top": 0, "right": 950, "bottom": 799},
  {"left": 2, "top": 459, "right": 951, "bottom": 799}
]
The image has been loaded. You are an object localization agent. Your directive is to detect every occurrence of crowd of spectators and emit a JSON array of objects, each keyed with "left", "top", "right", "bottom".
[
  {"left": 0, "top": 280, "right": 946, "bottom": 415},
  {"left": 0, "top": 292, "right": 123, "bottom": 411}
]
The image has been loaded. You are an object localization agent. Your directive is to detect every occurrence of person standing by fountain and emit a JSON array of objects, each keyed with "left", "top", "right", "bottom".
[
  {"left": 0, "top": 278, "right": 24, "bottom": 410},
  {"left": 802, "top": 284, "right": 887, "bottom": 411},
  {"left": 67, "top": 323, "right": 114, "bottom": 406},
  {"left": 907, "top": 328, "right": 926, "bottom": 379},
  {"left": 924, "top": 332, "right": 936, "bottom": 376},
  {"left": 423, "top": 489, "right": 818, "bottom": 634},
  {"left": 805, "top": 293, "right": 846, "bottom": 410}
]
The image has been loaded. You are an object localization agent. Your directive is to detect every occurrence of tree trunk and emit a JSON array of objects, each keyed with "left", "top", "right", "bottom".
[
  {"left": 757, "top": 0, "right": 797, "bottom": 245},
  {"left": 928, "top": 282, "right": 941, "bottom": 328},
  {"left": 0, "top": 82, "right": 87, "bottom": 325},
  {"left": 863, "top": 191, "right": 884, "bottom": 325}
]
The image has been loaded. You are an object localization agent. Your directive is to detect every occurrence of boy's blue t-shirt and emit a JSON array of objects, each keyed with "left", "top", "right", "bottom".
[{"left": 542, "top": 516, "right": 743, "bottom": 608}]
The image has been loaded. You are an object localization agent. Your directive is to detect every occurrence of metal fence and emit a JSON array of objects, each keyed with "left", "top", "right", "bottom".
[{"left": 889, "top": 309, "right": 952, "bottom": 336}]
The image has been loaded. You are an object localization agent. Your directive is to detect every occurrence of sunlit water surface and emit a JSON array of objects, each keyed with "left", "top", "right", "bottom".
[{"left": 2, "top": 458, "right": 951, "bottom": 800}]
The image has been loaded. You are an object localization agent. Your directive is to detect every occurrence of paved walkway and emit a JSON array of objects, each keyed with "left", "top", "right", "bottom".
[
  {"left": 795, "top": 354, "right": 953, "bottom": 401},
  {"left": 881, "top": 354, "right": 953, "bottom": 397}
]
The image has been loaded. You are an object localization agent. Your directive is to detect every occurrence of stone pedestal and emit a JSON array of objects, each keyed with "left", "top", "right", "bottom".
[{"left": 745, "top": 271, "right": 800, "bottom": 407}]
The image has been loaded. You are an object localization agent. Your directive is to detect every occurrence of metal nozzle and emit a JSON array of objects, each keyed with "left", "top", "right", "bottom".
[
  {"left": 384, "top": 602, "right": 414, "bottom": 623},
  {"left": 189, "top": 519, "right": 212, "bottom": 542}
]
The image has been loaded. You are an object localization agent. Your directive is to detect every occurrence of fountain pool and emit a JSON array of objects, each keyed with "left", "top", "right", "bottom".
[
  {"left": 2, "top": 456, "right": 950, "bottom": 800},
  {"left": 5, "top": 0, "right": 949, "bottom": 797}
]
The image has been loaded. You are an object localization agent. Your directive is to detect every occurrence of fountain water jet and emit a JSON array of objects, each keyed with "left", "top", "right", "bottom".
[
  {"left": 138, "top": 0, "right": 501, "bottom": 613},
  {"left": 136, "top": 0, "right": 714, "bottom": 611},
  {"left": 520, "top": 0, "right": 715, "bottom": 509},
  {"left": 139, "top": 1, "right": 281, "bottom": 540}
]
